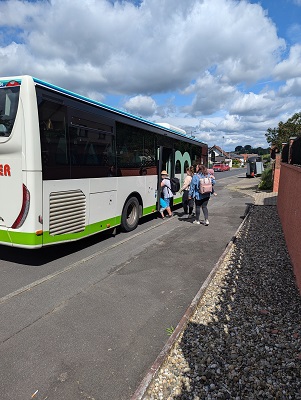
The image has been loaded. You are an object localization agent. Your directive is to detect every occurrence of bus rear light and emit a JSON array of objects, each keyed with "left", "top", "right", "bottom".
[
  {"left": 35, "top": 230, "right": 43, "bottom": 236},
  {"left": 11, "top": 184, "right": 30, "bottom": 229}
]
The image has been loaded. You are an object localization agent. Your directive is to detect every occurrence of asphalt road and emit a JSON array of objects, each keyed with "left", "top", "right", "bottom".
[{"left": 0, "top": 169, "right": 252, "bottom": 400}]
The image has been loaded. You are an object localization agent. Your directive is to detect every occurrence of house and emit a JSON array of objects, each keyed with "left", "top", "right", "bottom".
[
  {"left": 229, "top": 153, "right": 245, "bottom": 167},
  {"left": 209, "top": 145, "right": 231, "bottom": 166}
]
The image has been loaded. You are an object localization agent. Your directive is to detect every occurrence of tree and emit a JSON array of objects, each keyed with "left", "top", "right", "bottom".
[
  {"left": 265, "top": 112, "right": 301, "bottom": 149},
  {"left": 256, "top": 147, "right": 264, "bottom": 155},
  {"left": 244, "top": 145, "right": 252, "bottom": 153},
  {"left": 235, "top": 145, "right": 244, "bottom": 153}
]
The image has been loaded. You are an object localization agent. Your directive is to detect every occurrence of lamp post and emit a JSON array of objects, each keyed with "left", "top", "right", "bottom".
[{"left": 222, "top": 136, "right": 225, "bottom": 158}]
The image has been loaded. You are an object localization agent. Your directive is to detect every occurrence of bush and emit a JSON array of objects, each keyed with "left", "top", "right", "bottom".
[
  {"left": 258, "top": 166, "right": 273, "bottom": 190},
  {"left": 232, "top": 159, "right": 241, "bottom": 168}
]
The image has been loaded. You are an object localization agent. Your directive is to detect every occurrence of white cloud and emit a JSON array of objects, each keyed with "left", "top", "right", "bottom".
[
  {"left": 123, "top": 95, "right": 157, "bottom": 116},
  {"left": 0, "top": 0, "right": 300, "bottom": 150},
  {"left": 230, "top": 92, "right": 274, "bottom": 116},
  {"left": 182, "top": 72, "right": 237, "bottom": 115},
  {"left": 218, "top": 114, "right": 242, "bottom": 131},
  {"left": 273, "top": 44, "right": 301, "bottom": 80},
  {"left": 0, "top": 0, "right": 285, "bottom": 92},
  {"left": 199, "top": 119, "right": 219, "bottom": 130},
  {"left": 279, "top": 78, "right": 301, "bottom": 96}
]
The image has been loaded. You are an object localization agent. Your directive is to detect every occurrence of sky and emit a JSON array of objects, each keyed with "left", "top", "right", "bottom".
[{"left": 0, "top": 0, "right": 301, "bottom": 151}]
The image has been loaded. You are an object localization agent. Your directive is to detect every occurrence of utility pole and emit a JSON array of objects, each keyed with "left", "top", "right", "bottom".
[{"left": 222, "top": 136, "right": 225, "bottom": 158}]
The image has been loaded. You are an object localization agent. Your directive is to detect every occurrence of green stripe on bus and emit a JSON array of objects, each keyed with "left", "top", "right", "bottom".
[
  {"left": 42, "top": 216, "right": 121, "bottom": 244},
  {"left": 142, "top": 204, "right": 158, "bottom": 216},
  {"left": 0, "top": 203, "right": 177, "bottom": 247},
  {"left": 173, "top": 197, "right": 182, "bottom": 205},
  {"left": 0, "top": 230, "right": 43, "bottom": 247}
]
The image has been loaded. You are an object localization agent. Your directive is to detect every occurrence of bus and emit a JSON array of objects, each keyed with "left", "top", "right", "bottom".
[{"left": 0, "top": 75, "right": 208, "bottom": 249}]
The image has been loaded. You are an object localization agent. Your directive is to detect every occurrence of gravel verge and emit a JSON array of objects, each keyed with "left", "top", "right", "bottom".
[{"left": 140, "top": 205, "right": 301, "bottom": 400}]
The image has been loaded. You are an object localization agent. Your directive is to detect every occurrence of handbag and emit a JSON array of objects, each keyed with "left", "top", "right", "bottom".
[{"left": 160, "top": 198, "right": 168, "bottom": 208}]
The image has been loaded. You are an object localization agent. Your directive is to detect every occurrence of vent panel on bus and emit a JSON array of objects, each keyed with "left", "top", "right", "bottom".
[{"left": 49, "top": 190, "right": 86, "bottom": 235}]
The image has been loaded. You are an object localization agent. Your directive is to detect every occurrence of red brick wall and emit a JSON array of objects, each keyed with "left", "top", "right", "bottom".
[
  {"left": 277, "top": 163, "right": 301, "bottom": 292},
  {"left": 272, "top": 154, "right": 281, "bottom": 192}
]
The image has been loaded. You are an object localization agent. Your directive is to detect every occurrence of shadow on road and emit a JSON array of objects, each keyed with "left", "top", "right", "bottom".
[{"left": 0, "top": 212, "right": 162, "bottom": 266}]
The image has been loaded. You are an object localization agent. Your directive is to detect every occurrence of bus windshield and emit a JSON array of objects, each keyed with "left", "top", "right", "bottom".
[{"left": 0, "top": 86, "right": 20, "bottom": 137}]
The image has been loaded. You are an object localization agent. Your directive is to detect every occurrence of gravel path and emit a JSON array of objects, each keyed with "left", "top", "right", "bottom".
[{"left": 143, "top": 205, "right": 301, "bottom": 400}]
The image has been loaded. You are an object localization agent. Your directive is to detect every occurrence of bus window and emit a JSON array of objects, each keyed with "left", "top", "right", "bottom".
[
  {"left": 69, "top": 112, "right": 115, "bottom": 178},
  {"left": 191, "top": 143, "right": 203, "bottom": 166},
  {"left": 116, "top": 122, "right": 156, "bottom": 176},
  {"left": 0, "top": 86, "right": 20, "bottom": 137},
  {"left": 38, "top": 100, "right": 69, "bottom": 179},
  {"left": 175, "top": 159, "right": 181, "bottom": 174}
]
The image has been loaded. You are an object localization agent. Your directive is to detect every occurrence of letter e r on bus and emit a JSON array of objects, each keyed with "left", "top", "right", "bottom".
[{"left": 0, "top": 164, "right": 11, "bottom": 176}]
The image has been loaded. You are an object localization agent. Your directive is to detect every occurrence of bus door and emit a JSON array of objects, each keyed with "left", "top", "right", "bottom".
[{"left": 157, "top": 146, "right": 174, "bottom": 210}]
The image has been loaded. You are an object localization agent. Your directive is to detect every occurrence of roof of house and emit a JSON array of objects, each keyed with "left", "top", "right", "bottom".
[{"left": 209, "top": 144, "right": 230, "bottom": 158}]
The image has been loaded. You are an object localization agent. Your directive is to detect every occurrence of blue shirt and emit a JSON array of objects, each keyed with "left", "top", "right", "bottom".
[{"left": 188, "top": 173, "right": 216, "bottom": 200}]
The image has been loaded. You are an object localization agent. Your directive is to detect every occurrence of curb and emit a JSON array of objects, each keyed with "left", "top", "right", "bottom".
[{"left": 131, "top": 207, "right": 252, "bottom": 400}]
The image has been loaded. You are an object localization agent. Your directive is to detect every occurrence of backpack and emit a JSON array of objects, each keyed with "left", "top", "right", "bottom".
[
  {"left": 198, "top": 175, "right": 212, "bottom": 194},
  {"left": 169, "top": 177, "right": 180, "bottom": 195}
]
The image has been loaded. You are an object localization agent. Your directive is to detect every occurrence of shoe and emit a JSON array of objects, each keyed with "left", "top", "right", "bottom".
[
  {"left": 188, "top": 214, "right": 193, "bottom": 218},
  {"left": 193, "top": 220, "right": 200, "bottom": 225},
  {"left": 167, "top": 213, "right": 174, "bottom": 218},
  {"left": 204, "top": 219, "right": 209, "bottom": 226}
]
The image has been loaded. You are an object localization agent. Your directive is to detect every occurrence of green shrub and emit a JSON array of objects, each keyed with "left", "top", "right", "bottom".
[
  {"left": 258, "top": 166, "right": 273, "bottom": 190},
  {"left": 232, "top": 159, "right": 241, "bottom": 168}
]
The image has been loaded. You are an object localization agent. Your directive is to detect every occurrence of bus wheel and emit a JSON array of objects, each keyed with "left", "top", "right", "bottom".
[{"left": 121, "top": 197, "right": 140, "bottom": 232}]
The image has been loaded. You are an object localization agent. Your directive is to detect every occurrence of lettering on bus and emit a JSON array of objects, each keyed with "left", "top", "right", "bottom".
[{"left": 0, "top": 164, "right": 11, "bottom": 176}]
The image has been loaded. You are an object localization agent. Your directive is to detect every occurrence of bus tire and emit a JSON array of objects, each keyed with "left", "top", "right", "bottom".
[{"left": 121, "top": 196, "right": 140, "bottom": 232}]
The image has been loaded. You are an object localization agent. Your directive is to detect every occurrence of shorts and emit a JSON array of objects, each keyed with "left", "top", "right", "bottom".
[
  {"left": 160, "top": 198, "right": 167, "bottom": 211},
  {"left": 163, "top": 197, "right": 171, "bottom": 207}
]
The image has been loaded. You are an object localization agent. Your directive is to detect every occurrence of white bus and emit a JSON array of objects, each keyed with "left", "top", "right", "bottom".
[{"left": 0, "top": 75, "right": 208, "bottom": 249}]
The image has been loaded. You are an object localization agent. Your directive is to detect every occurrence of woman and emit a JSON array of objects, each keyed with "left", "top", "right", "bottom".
[
  {"left": 188, "top": 164, "right": 215, "bottom": 226},
  {"left": 180, "top": 166, "right": 194, "bottom": 218}
]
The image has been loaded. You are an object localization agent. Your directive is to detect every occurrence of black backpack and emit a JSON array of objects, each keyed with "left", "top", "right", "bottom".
[{"left": 167, "top": 177, "right": 180, "bottom": 195}]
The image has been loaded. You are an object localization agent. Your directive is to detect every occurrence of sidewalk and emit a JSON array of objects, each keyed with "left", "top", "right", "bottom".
[
  {"left": 225, "top": 175, "right": 278, "bottom": 206},
  {"left": 133, "top": 181, "right": 301, "bottom": 399}
]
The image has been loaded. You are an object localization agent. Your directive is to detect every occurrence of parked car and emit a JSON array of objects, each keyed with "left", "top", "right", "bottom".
[
  {"left": 213, "top": 163, "right": 229, "bottom": 172},
  {"left": 213, "top": 163, "right": 223, "bottom": 172}
]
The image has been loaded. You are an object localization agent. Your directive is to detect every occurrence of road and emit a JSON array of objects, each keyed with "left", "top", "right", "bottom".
[{"left": 0, "top": 168, "right": 252, "bottom": 400}]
